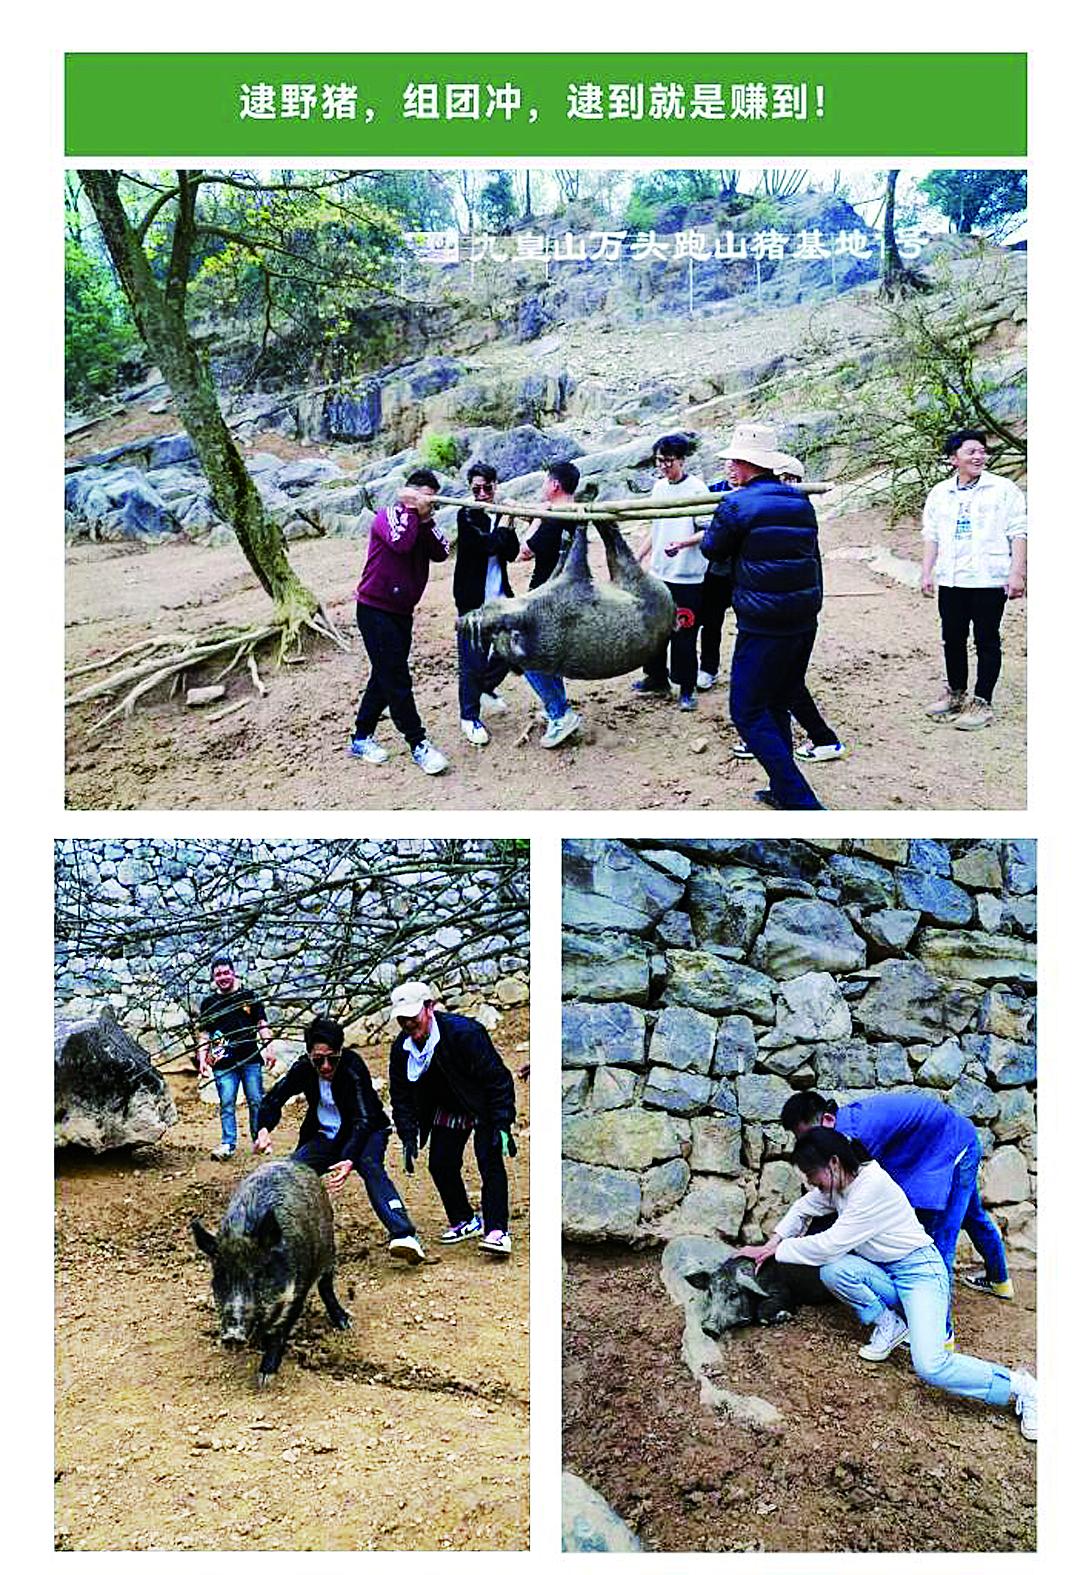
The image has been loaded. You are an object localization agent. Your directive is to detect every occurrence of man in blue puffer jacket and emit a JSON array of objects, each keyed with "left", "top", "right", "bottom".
[{"left": 701, "top": 423, "right": 823, "bottom": 809}]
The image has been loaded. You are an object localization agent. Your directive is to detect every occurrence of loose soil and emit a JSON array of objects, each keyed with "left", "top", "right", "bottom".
[
  {"left": 563, "top": 1247, "right": 1035, "bottom": 1553},
  {"left": 63, "top": 512, "right": 1026, "bottom": 812},
  {"left": 54, "top": 1016, "right": 530, "bottom": 1552}
]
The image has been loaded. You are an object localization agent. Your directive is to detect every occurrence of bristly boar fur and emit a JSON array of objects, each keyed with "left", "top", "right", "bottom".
[
  {"left": 457, "top": 521, "right": 676, "bottom": 679},
  {"left": 191, "top": 1159, "right": 350, "bottom": 1386}
]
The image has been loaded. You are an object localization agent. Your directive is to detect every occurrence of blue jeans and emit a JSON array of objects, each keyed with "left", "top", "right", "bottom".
[
  {"left": 293, "top": 1128, "right": 415, "bottom": 1240},
  {"left": 524, "top": 669, "right": 568, "bottom": 721},
  {"left": 918, "top": 1140, "right": 1009, "bottom": 1290},
  {"left": 213, "top": 1059, "right": 265, "bottom": 1149},
  {"left": 819, "top": 1245, "right": 1013, "bottom": 1408},
  {"left": 457, "top": 628, "right": 509, "bottom": 721},
  {"left": 730, "top": 628, "right": 823, "bottom": 809}
]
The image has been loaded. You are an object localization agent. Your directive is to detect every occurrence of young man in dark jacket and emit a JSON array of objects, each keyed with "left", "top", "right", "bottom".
[
  {"left": 453, "top": 461, "right": 520, "bottom": 746},
  {"left": 347, "top": 468, "right": 450, "bottom": 775},
  {"left": 254, "top": 1016, "right": 424, "bottom": 1264},
  {"left": 387, "top": 980, "right": 518, "bottom": 1256},
  {"left": 701, "top": 423, "right": 824, "bottom": 810}
]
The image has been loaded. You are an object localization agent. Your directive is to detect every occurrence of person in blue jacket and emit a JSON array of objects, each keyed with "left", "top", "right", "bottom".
[
  {"left": 700, "top": 423, "right": 824, "bottom": 810},
  {"left": 781, "top": 1089, "right": 1013, "bottom": 1315}
]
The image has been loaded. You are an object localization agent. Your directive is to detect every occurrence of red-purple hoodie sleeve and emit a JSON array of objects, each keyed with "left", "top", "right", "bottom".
[{"left": 372, "top": 504, "right": 421, "bottom": 555}]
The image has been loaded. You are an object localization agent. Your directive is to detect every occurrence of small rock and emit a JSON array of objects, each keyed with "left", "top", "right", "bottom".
[
  {"left": 690, "top": 738, "right": 709, "bottom": 754},
  {"left": 186, "top": 684, "right": 228, "bottom": 707}
]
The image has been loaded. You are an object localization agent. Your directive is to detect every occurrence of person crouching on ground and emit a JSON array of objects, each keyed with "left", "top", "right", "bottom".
[
  {"left": 701, "top": 423, "right": 824, "bottom": 810},
  {"left": 515, "top": 460, "right": 583, "bottom": 748},
  {"left": 388, "top": 980, "right": 518, "bottom": 1257},
  {"left": 254, "top": 1016, "right": 424, "bottom": 1264},
  {"left": 453, "top": 461, "right": 519, "bottom": 747},
  {"left": 921, "top": 429, "right": 1027, "bottom": 730},
  {"left": 734, "top": 1128, "right": 1036, "bottom": 1442},
  {"left": 631, "top": 432, "right": 708, "bottom": 713},
  {"left": 347, "top": 468, "right": 450, "bottom": 775}
]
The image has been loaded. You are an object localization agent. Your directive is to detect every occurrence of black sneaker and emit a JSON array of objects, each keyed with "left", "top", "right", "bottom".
[{"left": 631, "top": 678, "right": 670, "bottom": 697}]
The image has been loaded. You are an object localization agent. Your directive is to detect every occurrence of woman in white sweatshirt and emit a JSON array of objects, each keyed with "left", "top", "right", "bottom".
[
  {"left": 631, "top": 433, "right": 709, "bottom": 711},
  {"left": 734, "top": 1128, "right": 1036, "bottom": 1441}
]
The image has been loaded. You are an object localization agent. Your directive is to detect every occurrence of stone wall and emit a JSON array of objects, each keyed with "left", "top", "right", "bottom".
[
  {"left": 561, "top": 839, "right": 1036, "bottom": 1261},
  {"left": 55, "top": 839, "right": 530, "bottom": 1061}
]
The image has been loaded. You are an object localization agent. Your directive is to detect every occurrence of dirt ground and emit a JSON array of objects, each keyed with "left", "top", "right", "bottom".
[
  {"left": 54, "top": 1015, "right": 530, "bottom": 1552},
  {"left": 563, "top": 1247, "right": 1035, "bottom": 1553},
  {"left": 63, "top": 506, "right": 1026, "bottom": 812}
]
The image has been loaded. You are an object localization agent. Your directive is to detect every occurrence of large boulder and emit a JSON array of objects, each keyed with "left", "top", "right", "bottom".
[
  {"left": 562, "top": 1002, "right": 647, "bottom": 1068},
  {"left": 464, "top": 424, "right": 582, "bottom": 482},
  {"left": 751, "top": 899, "right": 866, "bottom": 979},
  {"left": 562, "top": 931, "right": 650, "bottom": 1003},
  {"left": 851, "top": 958, "right": 946, "bottom": 1043},
  {"left": 649, "top": 1006, "right": 717, "bottom": 1074},
  {"left": 562, "top": 840, "right": 684, "bottom": 935},
  {"left": 561, "top": 1107, "right": 681, "bottom": 1169},
  {"left": 687, "top": 865, "right": 766, "bottom": 951},
  {"left": 771, "top": 971, "right": 851, "bottom": 1042},
  {"left": 914, "top": 928, "right": 1036, "bottom": 985},
  {"left": 55, "top": 1010, "right": 177, "bottom": 1151},
  {"left": 561, "top": 1473, "right": 642, "bottom": 1553},
  {"left": 895, "top": 870, "right": 973, "bottom": 926},
  {"left": 662, "top": 952, "right": 775, "bottom": 1020},
  {"left": 562, "top": 1160, "right": 641, "bottom": 1239}
]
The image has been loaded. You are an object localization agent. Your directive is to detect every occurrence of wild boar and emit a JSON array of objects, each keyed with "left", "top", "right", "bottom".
[
  {"left": 685, "top": 1254, "right": 829, "bottom": 1339},
  {"left": 457, "top": 520, "right": 676, "bottom": 679},
  {"left": 191, "top": 1160, "right": 349, "bottom": 1385}
]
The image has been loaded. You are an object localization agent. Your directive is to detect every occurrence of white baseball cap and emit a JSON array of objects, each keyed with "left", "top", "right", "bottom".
[{"left": 389, "top": 980, "right": 434, "bottom": 1023}]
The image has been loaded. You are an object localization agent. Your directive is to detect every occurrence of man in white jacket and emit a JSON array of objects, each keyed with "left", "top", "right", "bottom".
[{"left": 920, "top": 430, "right": 1027, "bottom": 729}]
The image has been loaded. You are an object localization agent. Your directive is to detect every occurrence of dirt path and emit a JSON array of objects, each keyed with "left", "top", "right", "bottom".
[
  {"left": 55, "top": 1021, "right": 530, "bottom": 1552},
  {"left": 563, "top": 1247, "right": 1035, "bottom": 1554},
  {"left": 63, "top": 503, "right": 1026, "bottom": 811}
]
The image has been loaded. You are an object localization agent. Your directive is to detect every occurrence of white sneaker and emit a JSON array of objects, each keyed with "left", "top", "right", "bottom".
[
  {"left": 388, "top": 1234, "right": 426, "bottom": 1265},
  {"left": 479, "top": 1229, "right": 512, "bottom": 1256},
  {"left": 347, "top": 735, "right": 389, "bottom": 764},
  {"left": 210, "top": 1143, "right": 235, "bottom": 1161},
  {"left": 412, "top": 739, "right": 449, "bottom": 775},
  {"left": 480, "top": 691, "right": 508, "bottom": 716},
  {"left": 858, "top": 1308, "right": 909, "bottom": 1361},
  {"left": 460, "top": 718, "right": 490, "bottom": 746},
  {"left": 696, "top": 670, "right": 717, "bottom": 691},
  {"left": 541, "top": 710, "right": 582, "bottom": 749},
  {"left": 1010, "top": 1369, "right": 1037, "bottom": 1440}
]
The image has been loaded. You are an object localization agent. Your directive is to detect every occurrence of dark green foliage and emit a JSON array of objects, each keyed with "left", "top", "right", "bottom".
[
  {"left": 919, "top": 171, "right": 1027, "bottom": 238},
  {"left": 479, "top": 171, "right": 518, "bottom": 232},
  {"left": 64, "top": 237, "right": 138, "bottom": 401},
  {"left": 624, "top": 170, "right": 732, "bottom": 230}
]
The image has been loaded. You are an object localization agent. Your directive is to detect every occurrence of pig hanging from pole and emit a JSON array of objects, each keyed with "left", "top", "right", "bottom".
[{"left": 457, "top": 521, "right": 676, "bottom": 680}]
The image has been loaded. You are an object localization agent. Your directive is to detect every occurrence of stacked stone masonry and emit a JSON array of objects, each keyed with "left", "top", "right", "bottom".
[
  {"left": 55, "top": 840, "right": 530, "bottom": 1061},
  {"left": 562, "top": 839, "right": 1036, "bottom": 1261}
]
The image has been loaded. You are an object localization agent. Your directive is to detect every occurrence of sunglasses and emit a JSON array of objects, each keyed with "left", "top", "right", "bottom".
[{"left": 310, "top": 1051, "right": 341, "bottom": 1066}]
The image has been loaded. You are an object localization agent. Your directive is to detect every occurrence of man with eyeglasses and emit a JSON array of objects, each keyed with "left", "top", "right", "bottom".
[
  {"left": 388, "top": 980, "right": 518, "bottom": 1257},
  {"left": 254, "top": 1016, "right": 424, "bottom": 1265},
  {"left": 453, "top": 461, "right": 520, "bottom": 747}
]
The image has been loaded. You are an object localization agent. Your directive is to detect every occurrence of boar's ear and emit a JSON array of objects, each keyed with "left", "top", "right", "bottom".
[
  {"left": 684, "top": 1270, "right": 712, "bottom": 1291},
  {"left": 191, "top": 1218, "right": 218, "bottom": 1258},
  {"left": 734, "top": 1268, "right": 770, "bottom": 1298},
  {"left": 254, "top": 1208, "right": 284, "bottom": 1252}
]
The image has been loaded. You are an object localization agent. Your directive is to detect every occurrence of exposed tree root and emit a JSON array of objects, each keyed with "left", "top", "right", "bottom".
[{"left": 65, "top": 606, "right": 347, "bottom": 732}]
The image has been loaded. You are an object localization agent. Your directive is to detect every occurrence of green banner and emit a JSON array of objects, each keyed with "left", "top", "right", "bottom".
[{"left": 65, "top": 53, "right": 1026, "bottom": 157}]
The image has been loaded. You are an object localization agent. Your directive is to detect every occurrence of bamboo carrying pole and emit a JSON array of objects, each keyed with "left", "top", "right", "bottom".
[{"left": 430, "top": 482, "right": 832, "bottom": 524}]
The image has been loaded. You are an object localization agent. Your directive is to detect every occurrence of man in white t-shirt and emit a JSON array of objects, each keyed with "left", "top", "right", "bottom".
[{"left": 920, "top": 430, "right": 1027, "bottom": 729}]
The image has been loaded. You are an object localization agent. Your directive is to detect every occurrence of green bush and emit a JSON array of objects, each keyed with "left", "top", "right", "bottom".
[
  {"left": 65, "top": 238, "right": 138, "bottom": 403},
  {"left": 419, "top": 431, "right": 461, "bottom": 471}
]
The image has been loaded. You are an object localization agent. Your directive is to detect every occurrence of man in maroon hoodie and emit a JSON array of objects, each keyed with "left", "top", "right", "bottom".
[{"left": 348, "top": 469, "right": 450, "bottom": 775}]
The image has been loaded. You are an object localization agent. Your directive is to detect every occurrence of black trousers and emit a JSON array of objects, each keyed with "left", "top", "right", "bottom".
[
  {"left": 293, "top": 1129, "right": 416, "bottom": 1239},
  {"left": 644, "top": 581, "right": 702, "bottom": 695},
  {"left": 730, "top": 628, "right": 823, "bottom": 809},
  {"left": 457, "top": 628, "right": 510, "bottom": 721},
  {"left": 699, "top": 570, "right": 733, "bottom": 677},
  {"left": 937, "top": 586, "right": 1007, "bottom": 702},
  {"left": 427, "top": 1124, "right": 509, "bottom": 1234},
  {"left": 790, "top": 684, "right": 839, "bottom": 748},
  {"left": 353, "top": 603, "right": 426, "bottom": 748}
]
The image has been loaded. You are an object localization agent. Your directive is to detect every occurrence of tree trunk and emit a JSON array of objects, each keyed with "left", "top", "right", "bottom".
[
  {"left": 879, "top": 169, "right": 928, "bottom": 300},
  {"left": 79, "top": 171, "right": 319, "bottom": 626}
]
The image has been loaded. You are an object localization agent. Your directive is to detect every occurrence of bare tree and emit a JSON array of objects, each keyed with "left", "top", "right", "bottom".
[{"left": 879, "top": 169, "right": 930, "bottom": 299}]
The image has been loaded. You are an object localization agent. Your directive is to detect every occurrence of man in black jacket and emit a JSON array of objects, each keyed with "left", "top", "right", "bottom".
[
  {"left": 254, "top": 1017, "right": 424, "bottom": 1264},
  {"left": 454, "top": 462, "right": 520, "bottom": 747},
  {"left": 387, "top": 980, "right": 518, "bottom": 1257},
  {"left": 701, "top": 423, "right": 824, "bottom": 811}
]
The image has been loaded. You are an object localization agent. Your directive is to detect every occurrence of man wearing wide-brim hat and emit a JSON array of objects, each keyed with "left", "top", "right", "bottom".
[
  {"left": 387, "top": 980, "right": 518, "bottom": 1256},
  {"left": 701, "top": 423, "right": 825, "bottom": 810}
]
